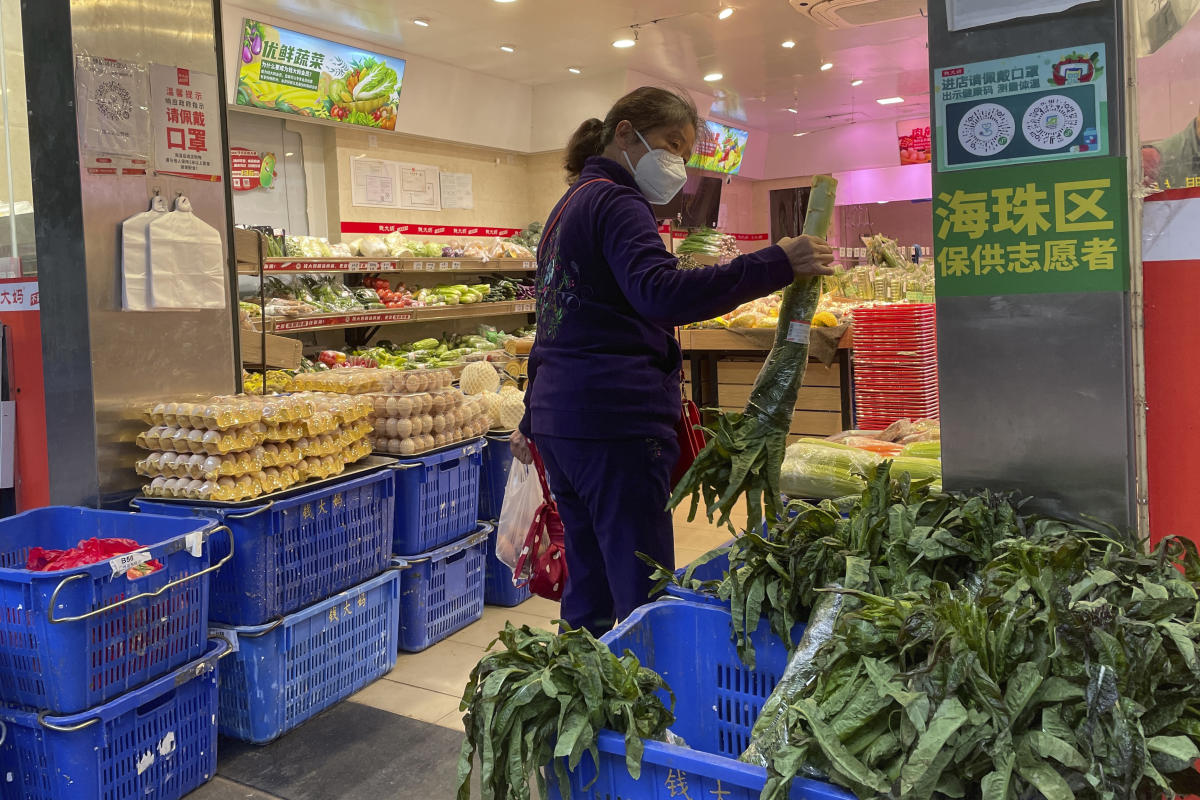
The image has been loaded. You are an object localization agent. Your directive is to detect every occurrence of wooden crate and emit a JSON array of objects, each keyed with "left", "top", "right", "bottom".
[
  {"left": 234, "top": 228, "right": 268, "bottom": 274},
  {"left": 240, "top": 331, "right": 302, "bottom": 370}
]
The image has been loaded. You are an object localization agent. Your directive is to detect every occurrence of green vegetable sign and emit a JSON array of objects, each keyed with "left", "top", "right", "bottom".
[
  {"left": 236, "top": 19, "right": 404, "bottom": 130},
  {"left": 933, "top": 156, "right": 1128, "bottom": 296}
]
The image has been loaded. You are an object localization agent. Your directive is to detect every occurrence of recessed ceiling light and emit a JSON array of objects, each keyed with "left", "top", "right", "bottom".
[
  {"left": 568, "top": 67, "right": 582, "bottom": 74},
  {"left": 820, "top": 62, "right": 834, "bottom": 71},
  {"left": 876, "top": 96, "right": 904, "bottom": 104},
  {"left": 786, "top": 108, "right": 798, "bottom": 114},
  {"left": 718, "top": 7, "right": 734, "bottom": 19},
  {"left": 850, "top": 79, "right": 864, "bottom": 87},
  {"left": 412, "top": 17, "right": 430, "bottom": 27},
  {"left": 285, "top": 152, "right": 295, "bottom": 157},
  {"left": 613, "top": 36, "right": 636, "bottom": 48},
  {"left": 703, "top": 72, "right": 723, "bottom": 82},
  {"left": 500, "top": 44, "right": 516, "bottom": 53},
  {"left": 493, "top": 0, "right": 517, "bottom": 3},
  {"left": 781, "top": 40, "right": 796, "bottom": 48},
  {"left": 793, "top": 131, "right": 808, "bottom": 137}
]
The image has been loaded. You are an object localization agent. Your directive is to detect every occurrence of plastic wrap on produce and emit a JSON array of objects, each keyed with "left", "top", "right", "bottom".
[
  {"left": 780, "top": 440, "right": 879, "bottom": 500},
  {"left": 739, "top": 588, "right": 846, "bottom": 768},
  {"left": 744, "top": 277, "right": 823, "bottom": 430}
]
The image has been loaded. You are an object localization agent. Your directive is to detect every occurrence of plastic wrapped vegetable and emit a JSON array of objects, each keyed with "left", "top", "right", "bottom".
[
  {"left": 669, "top": 175, "right": 838, "bottom": 528},
  {"left": 779, "top": 440, "right": 880, "bottom": 500},
  {"left": 900, "top": 440, "right": 940, "bottom": 459},
  {"left": 676, "top": 227, "right": 723, "bottom": 256},
  {"left": 359, "top": 236, "right": 389, "bottom": 259},
  {"left": 888, "top": 455, "right": 941, "bottom": 484}
]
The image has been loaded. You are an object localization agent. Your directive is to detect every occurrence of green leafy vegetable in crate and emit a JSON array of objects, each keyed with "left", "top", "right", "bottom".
[
  {"left": 669, "top": 175, "right": 837, "bottom": 530},
  {"left": 456, "top": 622, "right": 675, "bottom": 800},
  {"left": 760, "top": 528, "right": 1200, "bottom": 800}
]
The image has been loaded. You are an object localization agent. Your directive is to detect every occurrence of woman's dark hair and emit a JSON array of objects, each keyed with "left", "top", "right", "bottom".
[{"left": 564, "top": 87, "right": 700, "bottom": 181}]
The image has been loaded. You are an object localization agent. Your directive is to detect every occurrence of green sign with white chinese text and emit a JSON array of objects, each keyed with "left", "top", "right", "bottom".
[{"left": 933, "top": 156, "right": 1128, "bottom": 297}]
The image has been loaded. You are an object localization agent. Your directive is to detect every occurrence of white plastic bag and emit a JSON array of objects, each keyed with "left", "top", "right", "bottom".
[
  {"left": 121, "top": 194, "right": 168, "bottom": 310},
  {"left": 147, "top": 195, "right": 226, "bottom": 309},
  {"left": 496, "top": 461, "right": 542, "bottom": 570}
]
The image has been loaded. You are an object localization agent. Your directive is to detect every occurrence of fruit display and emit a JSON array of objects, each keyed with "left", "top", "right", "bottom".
[{"left": 136, "top": 392, "right": 374, "bottom": 502}]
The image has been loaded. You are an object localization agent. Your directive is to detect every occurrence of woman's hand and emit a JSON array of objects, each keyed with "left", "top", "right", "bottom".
[
  {"left": 510, "top": 431, "right": 533, "bottom": 465},
  {"left": 778, "top": 235, "right": 836, "bottom": 279}
]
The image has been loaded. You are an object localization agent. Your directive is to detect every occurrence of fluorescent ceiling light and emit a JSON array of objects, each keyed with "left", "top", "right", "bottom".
[
  {"left": 850, "top": 79, "right": 864, "bottom": 87},
  {"left": 793, "top": 131, "right": 808, "bottom": 137},
  {"left": 718, "top": 7, "right": 734, "bottom": 19},
  {"left": 786, "top": 107, "right": 798, "bottom": 113},
  {"left": 567, "top": 67, "right": 582, "bottom": 74},
  {"left": 820, "top": 62, "right": 834, "bottom": 71},
  {"left": 703, "top": 72, "right": 723, "bottom": 82},
  {"left": 412, "top": 18, "right": 430, "bottom": 27},
  {"left": 876, "top": 96, "right": 904, "bottom": 104},
  {"left": 493, "top": 0, "right": 517, "bottom": 3},
  {"left": 781, "top": 40, "right": 796, "bottom": 48},
  {"left": 613, "top": 36, "right": 636, "bottom": 48},
  {"left": 500, "top": 44, "right": 515, "bottom": 53}
]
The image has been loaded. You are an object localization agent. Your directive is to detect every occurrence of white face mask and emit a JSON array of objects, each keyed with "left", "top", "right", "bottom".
[{"left": 623, "top": 129, "right": 688, "bottom": 205}]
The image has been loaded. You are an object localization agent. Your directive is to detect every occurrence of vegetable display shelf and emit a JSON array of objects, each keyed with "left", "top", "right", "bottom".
[
  {"left": 239, "top": 257, "right": 537, "bottom": 275},
  {"left": 263, "top": 300, "right": 537, "bottom": 334}
]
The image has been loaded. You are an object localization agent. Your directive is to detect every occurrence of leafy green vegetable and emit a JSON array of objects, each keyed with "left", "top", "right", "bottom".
[
  {"left": 760, "top": 519, "right": 1200, "bottom": 800},
  {"left": 676, "top": 227, "right": 724, "bottom": 256},
  {"left": 669, "top": 175, "right": 837, "bottom": 530},
  {"left": 352, "top": 58, "right": 399, "bottom": 100},
  {"left": 456, "top": 622, "right": 675, "bottom": 800}
]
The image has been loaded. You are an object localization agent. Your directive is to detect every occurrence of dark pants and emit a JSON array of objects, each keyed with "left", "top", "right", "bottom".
[{"left": 535, "top": 434, "right": 679, "bottom": 636}]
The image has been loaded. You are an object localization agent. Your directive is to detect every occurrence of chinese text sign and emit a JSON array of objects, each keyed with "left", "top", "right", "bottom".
[
  {"left": 150, "top": 65, "right": 221, "bottom": 181},
  {"left": 933, "top": 157, "right": 1128, "bottom": 296}
]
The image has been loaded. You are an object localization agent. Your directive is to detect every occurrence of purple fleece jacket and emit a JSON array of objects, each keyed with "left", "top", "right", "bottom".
[{"left": 520, "top": 156, "right": 794, "bottom": 441}]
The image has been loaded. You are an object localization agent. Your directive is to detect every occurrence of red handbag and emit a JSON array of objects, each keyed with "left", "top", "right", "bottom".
[
  {"left": 512, "top": 442, "right": 568, "bottom": 601},
  {"left": 672, "top": 395, "right": 705, "bottom": 487}
]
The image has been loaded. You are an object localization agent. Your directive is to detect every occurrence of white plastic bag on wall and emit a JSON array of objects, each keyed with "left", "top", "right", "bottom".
[
  {"left": 120, "top": 194, "right": 168, "bottom": 311},
  {"left": 147, "top": 195, "right": 226, "bottom": 310}
]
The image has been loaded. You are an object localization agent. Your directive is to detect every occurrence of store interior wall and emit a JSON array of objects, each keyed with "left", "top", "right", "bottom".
[
  {"left": 64, "top": 0, "right": 237, "bottom": 503},
  {"left": 228, "top": 112, "right": 309, "bottom": 234}
]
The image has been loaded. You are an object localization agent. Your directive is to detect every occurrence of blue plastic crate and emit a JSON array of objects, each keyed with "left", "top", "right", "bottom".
[
  {"left": 0, "top": 638, "right": 226, "bottom": 800},
  {"left": 478, "top": 433, "right": 514, "bottom": 520},
  {"left": 397, "top": 523, "right": 489, "bottom": 652},
  {"left": 135, "top": 466, "right": 395, "bottom": 626},
  {"left": 0, "top": 507, "right": 223, "bottom": 714},
  {"left": 212, "top": 569, "right": 401, "bottom": 744},
  {"left": 483, "top": 525, "right": 530, "bottom": 607},
  {"left": 548, "top": 601, "right": 849, "bottom": 800},
  {"left": 393, "top": 440, "right": 484, "bottom": 555}
]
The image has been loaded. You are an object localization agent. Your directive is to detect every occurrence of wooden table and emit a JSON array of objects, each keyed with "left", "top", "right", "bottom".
[{"left": 679, "top": 328, "right": 855, "bottom": 438}]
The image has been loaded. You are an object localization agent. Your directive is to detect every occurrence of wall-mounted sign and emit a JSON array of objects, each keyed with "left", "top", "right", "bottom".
[
  {"left": 934, "top": 44, "right": 1108, "bottom": 172},
  {"left": 933, "top": 156, "right": 1128, "bottom": 297},
  {"left": 898, "top": 119, "right": 932, "bottom": 165},
  {"left": 230, "top": 147, "right": 276, "bottom": 191},
  {"left": 689, "top": 120, "right": 749, "bottom": 175},
  {"left": 236, "top": 19, "right": 405, "bottom": 131},
  {"left": 150, "top": 65, "right": 221, "bottom": 181}
]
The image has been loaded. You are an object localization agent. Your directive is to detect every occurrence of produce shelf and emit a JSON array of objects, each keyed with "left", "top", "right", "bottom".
[
  {"left": 239, "top": 257, "right": 536, "bottom": 275},
  {"left": 263, "top": 300, "right": 537, "bottom": 333}
]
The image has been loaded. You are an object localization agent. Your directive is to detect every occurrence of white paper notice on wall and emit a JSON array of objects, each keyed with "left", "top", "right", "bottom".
[
  {"left": 75, "top": 56, "right": 151, "bottom": 159},
  {"left": 397, "top": 163, "right": 442, "bottom": 212},
  {"left": 440, "top": 172, "right": 474, "bottom": 210},
  {"left": 350, "top": 157, "right": 399, "bottom": 208},
  {"left": 945, "top": 0, "right": 1092, "bottom": 31}
]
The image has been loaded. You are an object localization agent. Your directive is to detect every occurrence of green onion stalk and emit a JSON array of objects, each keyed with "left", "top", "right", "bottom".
[{"left": 669, "top": 175, "right": 838, "bottom": 530}]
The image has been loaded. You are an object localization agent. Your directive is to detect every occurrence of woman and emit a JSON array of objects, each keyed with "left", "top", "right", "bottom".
[{"left": 512, "top": 86, "right": 834, "bottom": 635}]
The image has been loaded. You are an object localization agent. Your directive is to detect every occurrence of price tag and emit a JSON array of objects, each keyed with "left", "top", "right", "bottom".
[
  {"left": 857, "top": 247, "right": 867, "bottom": 259},
  {"left": 522, "top": 260, "right": 532, "bottom": 270},
  {"left": 786, "top": 319, "right": 811, "bottom": 345},
  {"left": 410, "top": 262, "right": 423, "bottom": 271},
  {"left": 366, "top": 261, "right": 379, "bottom": 271},
  {"left": 110, "top": 550, "right": 152, "bottom": 578},
  {"left": 452, "top": 261, "right": 462, "bottom": 270},
  {"left": 438, "top": 261, "right": 452, "bottom": 271}
]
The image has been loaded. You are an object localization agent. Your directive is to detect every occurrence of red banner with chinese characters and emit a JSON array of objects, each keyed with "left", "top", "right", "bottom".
[
  {"left": 0, "top": 277, "right": 47, "bottom": 510},
  {"left": 898, "top": 118, "right": 932, "bottom": 166},
  {"left": 150, "top": 65, "right": 222, "bottom": 181},
  {"left": 670, "top": 231, "right": 769, "bottom": 241},
  {"left": 340, "top": 222, "right": 523, "bottom": 238}
]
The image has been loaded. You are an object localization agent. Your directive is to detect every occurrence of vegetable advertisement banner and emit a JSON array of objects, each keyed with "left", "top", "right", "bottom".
[
  {"left": 236, "top": 19, "right": 405, "bottom": 130},
  {"left": 689, "top": 120, "right": 748, "bottom": 175},
  {"left": 934, "top": 44, "right": 1108, "bottom": 172},
  {"left": 933, "top": 156, "right": 1128, "bottom": 296},
  {"left": 150, "top": 65, "right": 221, "bottom": 181}
]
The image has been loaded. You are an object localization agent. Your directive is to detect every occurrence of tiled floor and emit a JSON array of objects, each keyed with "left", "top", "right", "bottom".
[{"left": 190, "top": 506, "right": 737, "bottom": 800}]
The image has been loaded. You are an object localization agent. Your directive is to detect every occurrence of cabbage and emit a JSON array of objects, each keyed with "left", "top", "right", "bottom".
[{"left": 353, "top": 60, "right": 398, "bottom": 101}]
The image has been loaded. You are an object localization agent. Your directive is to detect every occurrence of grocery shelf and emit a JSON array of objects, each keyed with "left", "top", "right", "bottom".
[
  {"left": 263, "top": 300, "right": 537, "bottom": 334},
  {"left": 239, "top": 257, "right": 537, "bottom": 275}
]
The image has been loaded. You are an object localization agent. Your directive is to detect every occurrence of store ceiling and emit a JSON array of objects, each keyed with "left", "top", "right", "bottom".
[{"left": 244, "top": 0, "right": 931, "bottom": 133}]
